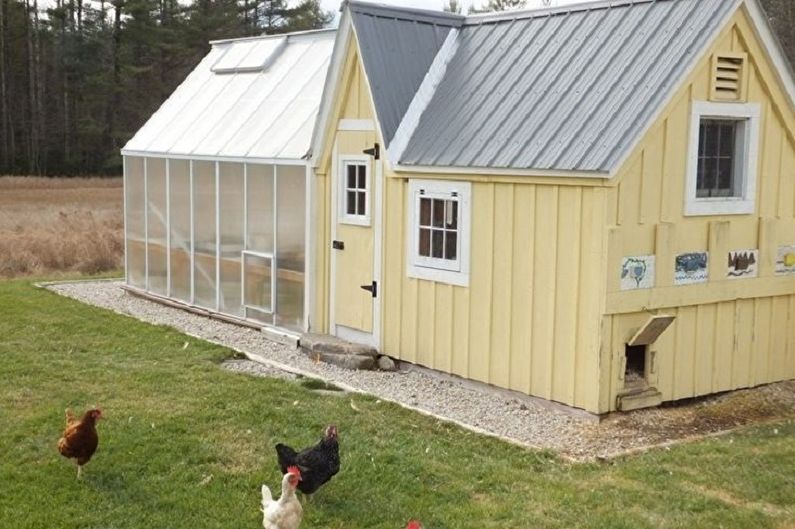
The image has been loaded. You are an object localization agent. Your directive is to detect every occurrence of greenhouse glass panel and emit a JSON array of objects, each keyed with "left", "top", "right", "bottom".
[
  {"left": 218, "top": 162, "right": 244, "bottom": 316},
  {"left": 146, "top": 158, "right": 168, "bottom": 295},
  {"left": 193, "top": 161, "right": 217, "bottom": 309},
  {"left": 246, "top": 164, "right": 274, "bottom": 254},
  {"left": 274, "top": 165, "right": 305, "bottom": 330},
  {"left": 169, "top": 159, "right": 191, "bottom": 303},
  {"left": 125, "top": 157, "right": 146, "bottom": 289}
]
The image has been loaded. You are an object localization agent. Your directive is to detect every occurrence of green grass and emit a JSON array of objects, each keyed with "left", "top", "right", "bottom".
[
  {"left": 299, "top": 378, "right": 345, "bottom": 392},
  {"left": 1, "top": 279, "right": 793, "bottom": 529}
]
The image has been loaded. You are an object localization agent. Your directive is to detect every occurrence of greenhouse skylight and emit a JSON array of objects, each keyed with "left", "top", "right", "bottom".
[{"left": 212, "top": 37, "right": 287, "bottom": 74}]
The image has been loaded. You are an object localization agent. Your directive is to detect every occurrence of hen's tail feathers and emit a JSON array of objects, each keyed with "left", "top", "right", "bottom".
[
  {"left": 261, "top": 484, "right": 273, "bottom": 507},
  {"left": 275, "top": 443, "right": 298, "bottom": 471},
  {"left": 57, "top": 437, "right": 69, "bottom": 457}
]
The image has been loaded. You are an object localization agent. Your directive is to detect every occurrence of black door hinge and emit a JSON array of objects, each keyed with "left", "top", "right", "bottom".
[
  {"left": 360, "top": 281, "right": 377, "bottom": 298},
  {"left": 332, "top": 240, "right": 345, "bottom": 250},
  {"left": 363, "top": 143, "right": 380, "bottom": 160}
]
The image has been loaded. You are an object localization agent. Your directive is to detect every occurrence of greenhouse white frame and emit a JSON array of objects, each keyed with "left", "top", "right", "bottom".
[{"left": 121, "top": 29, "right": 335, "bottom": 334}]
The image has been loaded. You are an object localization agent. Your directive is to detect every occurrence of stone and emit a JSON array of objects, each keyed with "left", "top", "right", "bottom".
[
  {"left": 377, "top": 355, "right": 397, "bottom": 371},
  {"left": 315, "top": 351, "right": 376, "bottom": 371},
  {"left": 300, "top": 333, "right": 378, "bottom": 358}
]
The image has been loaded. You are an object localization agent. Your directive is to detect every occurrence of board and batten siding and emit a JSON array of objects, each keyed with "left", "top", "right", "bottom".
[
  {"left": 601, "top": 8, "right": 795, "bottom": 412},
  {"left": 313, "top": 40, "right": 609, "bottom": 412},
  {"left": 382, "top": 177, "right": 607, "bottom": 412}
]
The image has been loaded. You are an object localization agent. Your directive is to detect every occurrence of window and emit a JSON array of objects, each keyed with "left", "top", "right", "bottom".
[
  {"left": 417, "top": 197, "right": 458, "bottom": 262},
  {"left": 685, "top": 101, "right": 760, "bottom": 216},
  {"left": 697, "top": 119, "right": 738, "bottom": 198},
  {"left": 339, "top": 157, "right": 370, "bottom": 225},
  {"left": 407, "top": 179, "right": 471, "bottom": 286}
]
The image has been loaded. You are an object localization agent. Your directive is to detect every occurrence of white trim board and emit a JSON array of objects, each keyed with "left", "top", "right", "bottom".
[
  {"left": 392, "top": 163, "right": 610, "bottom": 180},
  {"left": 304, "top": 163, "right": 314, "bottom": 332},
  {"left": 123, "top": 156, "right": 129, "bottom": 284},
  {"left": 338, "top": 119, "right": 375, "bottom": 131},
  {"left": 388, "top": 28, "right": 460, "bottom": 163},
  {"left": 120, "top": 150, "right": 309, "bottom": 166},
  {"left": 743, "top": 0, "right": 795, "bottom": 116},
  {"left": 309, "top": 11, "right": 353, "bottom": 166}
]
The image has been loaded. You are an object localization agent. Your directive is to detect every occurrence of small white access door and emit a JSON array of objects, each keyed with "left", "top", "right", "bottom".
[{"left": 329, "top": 132, "right": 382, "bottom": 349}]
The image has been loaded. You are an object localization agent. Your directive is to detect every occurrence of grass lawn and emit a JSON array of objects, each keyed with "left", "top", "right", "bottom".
[{"left": 1, "top": 279, "right": 793, "bottom": 529}]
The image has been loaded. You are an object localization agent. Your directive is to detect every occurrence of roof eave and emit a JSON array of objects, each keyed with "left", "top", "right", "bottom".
[
  {"left": 742, "top": 0, "right": 795, "bottom": 114},
  {"left": 120, "top": 150, "right": 310, "bottom": 165},
  {"left": 309, "top": 10, "right": 354, "bottom": 167},
  {"left": 392, "top": 162, "right": 611, "bottom": 181}
]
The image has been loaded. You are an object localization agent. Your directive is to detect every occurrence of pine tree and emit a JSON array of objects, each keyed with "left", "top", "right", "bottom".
[
  {"left": 0, "top": 0, "right": 333, "bottom": 175},
  {"left": 760, "top": 0, "right": 794, "bottom": 68},
  {"left": 443, "top": 0, "right": 462, "bottom": 14},
  {"left": 470, "top": 0, "right": 526, "bottom": 14}
]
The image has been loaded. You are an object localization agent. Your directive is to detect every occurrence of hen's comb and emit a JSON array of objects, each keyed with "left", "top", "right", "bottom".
[
  {"left": 406, "top": 521, "right": 422, "bottom": 529},
  {"left": 286, "top": 466, "right": 301, "bottom": 478}
]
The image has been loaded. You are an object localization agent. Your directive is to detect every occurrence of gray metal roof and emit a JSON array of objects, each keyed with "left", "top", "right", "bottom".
[
  {"left": 391, "top": 0, "right": 740, "bottom": 173},
  {"left": 349, "top": 1, "right": 462, "bottom": 145}
]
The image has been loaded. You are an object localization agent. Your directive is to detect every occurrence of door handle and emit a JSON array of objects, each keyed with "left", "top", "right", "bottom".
[{"left": 360, "top": 281, "right": 377, "bottom": 298}]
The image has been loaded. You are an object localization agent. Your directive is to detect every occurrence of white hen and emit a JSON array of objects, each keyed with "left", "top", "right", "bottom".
[{"left": 262, "top": 466, "right": 303, "bottom": 529}]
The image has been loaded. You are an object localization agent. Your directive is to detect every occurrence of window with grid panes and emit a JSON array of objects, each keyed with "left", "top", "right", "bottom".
[
  {"left": 407, "top": 179, "right": 471, "bottom": 286},
  {"left": 685, "top": 101, "right": 760, "bottom": 216},
  {"left": 344, "top": 162, "right": 368, "bottom": 217},
  {"left": 696, "top": 119, "right": 740, "bottom": 198},
  {"left": 417, "top": 196, "right": 459, "bottom": 263}
]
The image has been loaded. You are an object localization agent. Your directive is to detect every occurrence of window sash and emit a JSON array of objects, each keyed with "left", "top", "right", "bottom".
[
  {"left": 339, "top": 159, "right": 370, "bottom": 225},
  {"left": 414, "top": 192, "right": 461, "bottom": 272},
  {"left": 696, "top": 119, "right": 742, "bottom": 199}
]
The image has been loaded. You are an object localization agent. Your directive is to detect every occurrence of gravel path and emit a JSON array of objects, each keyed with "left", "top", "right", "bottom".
[{"left": 47, "top": 280, "right": 795, "bottom": 461}]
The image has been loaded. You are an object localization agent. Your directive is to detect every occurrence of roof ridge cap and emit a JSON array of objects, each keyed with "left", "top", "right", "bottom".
[
  {"left": 464, "top": 0, "right": 663, "bottom": 24},
  {"left": 346, "top": 0, "right": 465, "bottom": 24},
  {"left": 210, "top": 28, "right": 336, "bottom": 46}
]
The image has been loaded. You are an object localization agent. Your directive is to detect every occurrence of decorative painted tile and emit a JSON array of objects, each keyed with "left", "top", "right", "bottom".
[
  {"left": 727, "top": 249, "right": 758, "bottom": 279},
  {"left": 775, "top": 245, "right": 795, "bottom": 275},
  {"left": 621, "top": 255, "right": 655, "bottom": 290},
  {"left": 674, "top": 252, "right": 708, "bottom": 285}
]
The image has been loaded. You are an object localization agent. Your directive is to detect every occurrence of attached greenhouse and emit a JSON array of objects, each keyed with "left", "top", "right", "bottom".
[{"left": 121, "top": 29, "right": 335, "bottom": 333}]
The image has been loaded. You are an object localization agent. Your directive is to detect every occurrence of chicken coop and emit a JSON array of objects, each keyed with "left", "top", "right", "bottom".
[
  {"left": 307, "top": 0, "right": 795, "bottom": 414},
  {"left": 122, "top": 29, "right": 335, "bottom": 332},
  {"left": 125, "top": 0, "right": 795, "bottom": 415}
]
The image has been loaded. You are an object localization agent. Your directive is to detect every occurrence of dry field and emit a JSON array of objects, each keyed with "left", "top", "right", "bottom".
[{"left": 0, "top": 176, "right": 123, "bottom": 278}]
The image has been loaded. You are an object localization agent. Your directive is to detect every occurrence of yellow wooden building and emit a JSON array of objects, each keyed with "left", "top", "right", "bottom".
[{"left": 308, "top": 0, "right": 795, "bottom": 414}]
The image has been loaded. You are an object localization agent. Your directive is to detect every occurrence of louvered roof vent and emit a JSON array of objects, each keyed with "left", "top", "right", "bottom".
[{"left": 711, "top": 53, "right": 747, "bottom": 102}]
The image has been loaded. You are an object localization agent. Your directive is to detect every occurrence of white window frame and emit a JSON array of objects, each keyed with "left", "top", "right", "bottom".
[
  {"left": 407, "top": 179, "right": 471, "bottom": 287},
  {"left": 241, "top": 250, "right": 275, "bottom": 318},
  {"left": 338, "top": 155, "right": 371, "bottom": 226},
  {"left": 684, "top": 101, "right": 761, "bottom": 216}
]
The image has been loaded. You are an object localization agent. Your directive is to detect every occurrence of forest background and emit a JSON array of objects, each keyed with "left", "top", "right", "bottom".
[{"left": 0, "top": 0, "right": 793, "bottom": 177}]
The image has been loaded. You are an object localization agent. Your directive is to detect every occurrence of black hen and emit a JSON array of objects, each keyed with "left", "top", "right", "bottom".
[{"left": 275, "top": 425, "right": 339, "bottom": 496}]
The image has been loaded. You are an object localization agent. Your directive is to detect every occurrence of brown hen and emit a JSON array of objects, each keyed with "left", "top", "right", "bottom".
[{"left": 57, "top": 408, "right": 102, "bottom": 478}]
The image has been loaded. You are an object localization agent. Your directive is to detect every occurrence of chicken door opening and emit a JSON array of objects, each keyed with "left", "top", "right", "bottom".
[{"left": 624, "top": 344, "right": 647, "bottom": 388}]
